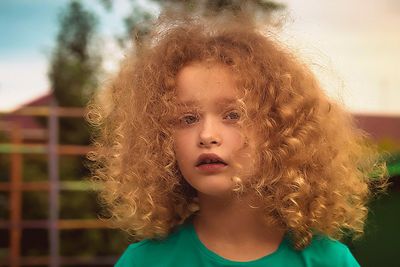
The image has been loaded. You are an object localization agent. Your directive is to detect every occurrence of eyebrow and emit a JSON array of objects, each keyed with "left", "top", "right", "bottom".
[{"left": 176, "top": 98, "right": 238, "bottom": 107}]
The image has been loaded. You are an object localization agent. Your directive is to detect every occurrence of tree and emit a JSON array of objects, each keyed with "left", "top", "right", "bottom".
[
  {"left": 45, "top": 1, "right": 127, "bottom": 258},
  {"left": 99, "top": 0, "right": 285, "bottom": 47},
  {"left": 48, "top": 0, "right": 102, "bottom": 144}
]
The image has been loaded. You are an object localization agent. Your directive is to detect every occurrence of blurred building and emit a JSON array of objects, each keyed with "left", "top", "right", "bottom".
[
  {"left": 354, "top": 114, "right": 400, "bottom": 141},
  {"left": 1, "top": 93, "right": 52, "bottom": 142}
]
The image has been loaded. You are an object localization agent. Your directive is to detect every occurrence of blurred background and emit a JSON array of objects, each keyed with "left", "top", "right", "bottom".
[{"left": 0, "top": 0, "right": 399, "bottom": 266}]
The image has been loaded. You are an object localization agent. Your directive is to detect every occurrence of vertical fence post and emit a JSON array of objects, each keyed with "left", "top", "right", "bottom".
[
  {"left": 9, "top": 123, "right": 22, "bottom": 267},
  {"left": 48, "top": 99, "right": 60, "bottom": 267}
]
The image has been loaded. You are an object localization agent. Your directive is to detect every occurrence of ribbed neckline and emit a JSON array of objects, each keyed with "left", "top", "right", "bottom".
[{"left": 184, "top": 217, "right": 288, "bottom": 265}]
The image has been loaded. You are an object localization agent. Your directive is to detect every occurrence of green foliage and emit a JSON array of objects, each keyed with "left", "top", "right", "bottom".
[
  {"left": 49, "top": 0, "right": 101, "bottom": 108},
  {"left": 151, "top": 0, "right": 285, "bottom": 14},
  {"left": 21, "top": 229, "right": 49, "bottom": 257},
  {"left": 99, "top": 0, "right": 285, "bottom": 47},
  {"left": 48, "top": 0, "right": 102, "bottom": 145},
  {"left": 377, "top": 138, "right": 400, "bottom": 154},
  {"left": 60, "top": 229, "right": 128, "bottom": 257},
  {"left": 179, "top": 0, "right": 285, "bottom": 13},
  {"left": 0, "top": 230, "right": 9, "bottom": 260},
  {"left": 0, "top": 193, "right": 8, "bottom": 220},
  {"left": 14, "top": 1, "right": 118, "bottom": 260},
  {"left": 23, "top": 155, "right": 48, "bottom": 182},
  {"left": 118, "top": 3, "right": 154, "bottom": 47},
  {"left": 59, "top": 155, "right": 88, "bottom": 181},
  {"left": 0, "top": 132, "right": 10, "bottom": 182},
  {"left": 346, "top": 190, "right": 400, "bottom": 267},
  {"left": 59, "top": 190, "right": 101, "bottom": 219},
  {"left": 22, "top": 192, "right": 49, "bottom": 220},
  {"left": 386, "top": 154, "right": 400, "bottom": 177}
]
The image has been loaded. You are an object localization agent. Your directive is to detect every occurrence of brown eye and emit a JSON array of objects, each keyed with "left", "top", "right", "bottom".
[
  {"left": 181, "top": 114, "right": 199, "bottom": 125},
  {"left": 224, "top": 111, "right": 240, "bottom": 121}
]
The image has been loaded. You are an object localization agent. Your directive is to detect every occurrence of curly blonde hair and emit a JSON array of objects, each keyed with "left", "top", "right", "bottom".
[{"left": 87, "top": 13, "right": 387, "bottom": 250}]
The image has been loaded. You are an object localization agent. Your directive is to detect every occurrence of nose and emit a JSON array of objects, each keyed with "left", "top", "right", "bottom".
[{"left": 198, "top": 116, "right": 222, "bottom": 148}]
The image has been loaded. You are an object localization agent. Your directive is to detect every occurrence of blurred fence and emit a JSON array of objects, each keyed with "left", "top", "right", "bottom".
[{"left": 0, "top": 102, "right": 117, "bottom": 267}]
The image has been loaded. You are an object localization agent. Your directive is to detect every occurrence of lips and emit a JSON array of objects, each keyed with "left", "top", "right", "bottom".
[{"left": 195, "top": 153, "right": 227, "bottom": 167}]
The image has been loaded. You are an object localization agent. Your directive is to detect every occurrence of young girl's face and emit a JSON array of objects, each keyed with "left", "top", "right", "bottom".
[{"left": 173, "top": 62, "right": 255, "bottom": 197}]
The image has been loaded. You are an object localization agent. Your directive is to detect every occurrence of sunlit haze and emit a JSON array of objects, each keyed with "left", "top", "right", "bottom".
[{"left": 0, "top": 0, "right": 399, "bottom": 115}]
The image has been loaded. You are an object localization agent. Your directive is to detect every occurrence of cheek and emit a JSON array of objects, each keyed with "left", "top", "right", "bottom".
[
  {"left": 225, "top": 128, "right": 247, "bottom": 151},
  {"left": 172, "top": 132, "right": 195, "bottom": 178},
  {"left": 228, "top": 129, "right": 258, "bottom": 171},
  {"left": 173, "top": 131, "right": 192, "bottom": 159}
]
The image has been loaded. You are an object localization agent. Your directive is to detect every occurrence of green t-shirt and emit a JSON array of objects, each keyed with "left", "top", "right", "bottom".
[{"left": 115, "top": 218, "right": 360, "bottom": 267}]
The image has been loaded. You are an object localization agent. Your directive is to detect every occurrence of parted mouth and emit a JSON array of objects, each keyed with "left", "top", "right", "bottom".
[{"left": 195, "top": 153, "right": 227, "bottom": 167}]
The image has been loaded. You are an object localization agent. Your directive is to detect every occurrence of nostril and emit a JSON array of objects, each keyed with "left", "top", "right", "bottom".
[{"left": 199, "top": 139, "right": 221, "bottom": 147}]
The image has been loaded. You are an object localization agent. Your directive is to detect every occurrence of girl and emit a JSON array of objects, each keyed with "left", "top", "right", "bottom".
[{"left": 88, "top": 12, "right": 386, "bottom": 267}]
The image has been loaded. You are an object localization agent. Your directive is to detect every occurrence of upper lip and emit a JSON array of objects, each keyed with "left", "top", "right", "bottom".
[{"left": 195, "top": 153, "right": 227, "bottom": 167}]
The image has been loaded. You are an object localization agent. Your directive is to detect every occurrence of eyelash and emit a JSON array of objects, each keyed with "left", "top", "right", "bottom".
[
  {"left": 179, "top": 110, "right": 240, "bottom": 125},
  {"left": 180, "top": 114, "right": 199, "bottom": 125},
  {"left": 224, "top": 111, "right": 240, "bottom": 121}
]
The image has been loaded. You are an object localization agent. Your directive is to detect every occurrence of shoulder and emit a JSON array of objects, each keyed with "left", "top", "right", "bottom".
[
  {"left": 114, "top": 224, "right": 188, "bottom": 267},
  {"left": 299, "top": 235, "right": 360, "bottom": 267},
  {"left": 114, "top": 240, "right": 149, "bottom": 267}
]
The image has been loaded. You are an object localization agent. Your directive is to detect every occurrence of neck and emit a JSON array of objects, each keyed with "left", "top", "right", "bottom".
[{"left": 192, "top": 192, "right": 284, "bottom": 244}]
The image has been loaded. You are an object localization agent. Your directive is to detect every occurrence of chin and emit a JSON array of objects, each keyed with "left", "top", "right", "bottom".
[{"left": 193, "top": 177, "right": 235, "bottom": 197}]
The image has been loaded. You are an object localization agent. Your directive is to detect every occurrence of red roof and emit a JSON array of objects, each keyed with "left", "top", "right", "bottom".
[
  {"left": 15, "top": 93, "right": 53, "bottom": 108},
  {"left": 1, "top": 92, "right": 53, "bottom": 141},
  {"left": 354, "top": 114, "right": 400, "bottom": 141}
]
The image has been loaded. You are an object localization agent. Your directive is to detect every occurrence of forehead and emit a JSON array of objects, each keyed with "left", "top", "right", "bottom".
[{"left": 175, "top": 62, "right": 240, "bottom": 105}]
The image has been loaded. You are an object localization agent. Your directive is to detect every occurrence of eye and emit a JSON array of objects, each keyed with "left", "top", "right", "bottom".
[
  {"left": 224, "top": 110, "right": 240, "bottom": 121},
  {"left": 180, "top": 114, "right": 199, "bottom": 125}
]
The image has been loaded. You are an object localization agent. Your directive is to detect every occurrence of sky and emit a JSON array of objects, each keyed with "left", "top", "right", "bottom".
[
  {"left": 0, "top": 0, "right": 399, "bottom": 115},
  {"left": 281, "top": 0, "right": 400, "bottom": 115}
]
